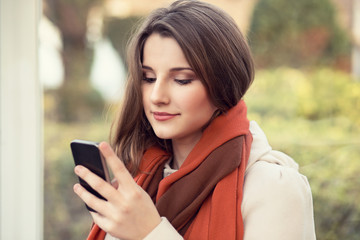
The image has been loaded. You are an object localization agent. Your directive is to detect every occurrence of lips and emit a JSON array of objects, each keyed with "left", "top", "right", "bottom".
[{"left": 152, "top": 111, "right": 179, "bottom": 121}]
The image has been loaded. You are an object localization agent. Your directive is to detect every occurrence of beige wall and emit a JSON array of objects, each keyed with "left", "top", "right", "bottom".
[{"left": 0, "top": 0, "right": 43, "bottom": 239}]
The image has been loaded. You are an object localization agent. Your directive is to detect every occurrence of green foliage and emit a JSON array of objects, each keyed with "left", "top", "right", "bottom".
[
  {"left": 297, "top": 69, "right": 360, "bottom": 124},
  {"left": 249, "top": 0, "right": 351, "bottom": 68},
  {"left": 246, "top": 67, "right": 360, "bottom": 125}
]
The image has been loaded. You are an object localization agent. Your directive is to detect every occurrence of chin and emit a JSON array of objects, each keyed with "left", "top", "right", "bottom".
[{"left": 153, "top": 130, "right": 173, "bottom": 140}]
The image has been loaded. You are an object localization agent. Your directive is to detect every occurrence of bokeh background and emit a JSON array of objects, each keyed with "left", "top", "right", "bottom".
[{"left": 41, "top": 0, "right": 360, "bottom": 239}]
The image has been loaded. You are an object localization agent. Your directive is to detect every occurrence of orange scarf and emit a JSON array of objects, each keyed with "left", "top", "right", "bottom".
[{"left": 87, "top": 100, "right": 252, "bottom": 240}]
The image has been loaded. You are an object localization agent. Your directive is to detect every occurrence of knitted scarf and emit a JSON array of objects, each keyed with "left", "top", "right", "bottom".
[{"left": 87, "top": 100, "right": 252, "bottom": 240}]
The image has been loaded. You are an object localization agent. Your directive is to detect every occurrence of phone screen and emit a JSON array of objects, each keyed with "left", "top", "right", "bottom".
[{"left": 70, "top": 140, "right": 110, "bottom": 212}]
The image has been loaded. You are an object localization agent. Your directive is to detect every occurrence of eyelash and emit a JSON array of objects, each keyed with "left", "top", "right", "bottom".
[
  {"left": 175, "top": 79, "right": 193, "bottom": 85},
  {"left": 142, "top": 77, "right": 193, "bottom": 85},
  {"left": 143, "top": 77, "right": 156, "bottom": 83}
]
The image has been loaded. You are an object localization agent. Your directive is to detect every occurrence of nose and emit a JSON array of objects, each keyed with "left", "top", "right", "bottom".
[{"left": 150, "top": 76, "right": 170, "bottom": 105}]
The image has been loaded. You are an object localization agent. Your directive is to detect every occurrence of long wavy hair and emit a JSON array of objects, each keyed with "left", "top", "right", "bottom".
[{"left": 111, "top": 0, "right": 254, "bottom": 176}]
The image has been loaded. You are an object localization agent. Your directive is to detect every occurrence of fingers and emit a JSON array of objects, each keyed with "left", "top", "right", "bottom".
[
  {"left": 98, "top": 142, "right": 135, "bottom": 190},
  {"left": 74, "top": 165, "right": 118, "bottom": 204},
  {"left": 73, "top": 142, "right": 161, "bottom": 239},
  {"left": 73, "top": 182, "right": 107, "bottom": 214}
]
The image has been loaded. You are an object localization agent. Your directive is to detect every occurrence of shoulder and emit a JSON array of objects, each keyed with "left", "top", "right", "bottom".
[
  {"left": 241, "top": 153, "right": 316, "bottom": 240},
  {"left": 245, "top": 121, "right": 312, "bottom": 206},
  {"left": 243, "top": 155, "right": 312, "bottom": 206},
  {"left": 241, "top": 121, "right": 316, "bottom": 239}
]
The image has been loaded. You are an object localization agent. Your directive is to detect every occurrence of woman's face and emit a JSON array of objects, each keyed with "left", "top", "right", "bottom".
[{"left": 141, "top": 33, "right": 216, "bottom": 145}]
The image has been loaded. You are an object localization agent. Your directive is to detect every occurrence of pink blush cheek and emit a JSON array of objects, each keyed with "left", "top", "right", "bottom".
[
  {"left": 174, "top": 85, "right": 209, "bottom": 109},
  {"left": 184, "top": 91, "right": 213, "bottom": 113}
]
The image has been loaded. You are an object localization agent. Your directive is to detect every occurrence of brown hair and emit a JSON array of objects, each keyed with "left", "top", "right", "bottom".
[{"left": 111, "top": 0, "right": 254, "bottom": 176}]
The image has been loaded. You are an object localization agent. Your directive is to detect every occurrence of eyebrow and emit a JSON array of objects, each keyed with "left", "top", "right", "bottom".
[{"left": 142, "top": 65, "right": 194, "bottom": 72}]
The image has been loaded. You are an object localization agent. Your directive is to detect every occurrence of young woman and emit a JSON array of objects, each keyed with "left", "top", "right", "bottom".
[{"left": 73, "top": 1, "right": 316, "bottom": 239}]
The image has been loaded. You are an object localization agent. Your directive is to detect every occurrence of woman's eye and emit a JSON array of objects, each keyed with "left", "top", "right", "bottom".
[
  {"left": 143, "top": 76, "right": 156, "bottom": 83},
  {"left": 175, "top": 79, "right": 193, "bottom": 85}
]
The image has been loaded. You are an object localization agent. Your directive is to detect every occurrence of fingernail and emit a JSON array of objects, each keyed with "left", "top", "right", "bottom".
[
  {"left": 99, "top": 142, "right": 108, "bottom": 150},
  {"left": 74, "top": 165, "right": 83, "bottom": 174},
  {"left": 73, "top": 184, "right": 80, "bottom": 192}
]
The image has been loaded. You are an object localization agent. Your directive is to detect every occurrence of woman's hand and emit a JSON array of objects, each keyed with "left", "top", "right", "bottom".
[{"left": 73, "top": 142, "right": 161, "bottom": 240}]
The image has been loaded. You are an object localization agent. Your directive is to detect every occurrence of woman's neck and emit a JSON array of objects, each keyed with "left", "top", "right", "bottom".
[{"left": 171, "top": 133, "right": 202, "bottom": 169}]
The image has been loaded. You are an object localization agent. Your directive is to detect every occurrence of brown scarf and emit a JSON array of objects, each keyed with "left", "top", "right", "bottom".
[{"left": 87, "top": 100, "right": 252, "bottom": 240}]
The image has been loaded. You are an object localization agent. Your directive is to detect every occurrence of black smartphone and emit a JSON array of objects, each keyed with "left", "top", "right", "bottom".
[{"left": 70, "top": 139, "right": 111, "bottom": 212}]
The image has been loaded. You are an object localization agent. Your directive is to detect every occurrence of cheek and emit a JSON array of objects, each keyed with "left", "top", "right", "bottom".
[
  {"left": 141, "top": 85, "right": 150, "bottom": 109},
  {"left": 141, "top": 85, "right": 153, "bottom": 122},
  {"left": 177, "top": 88, "right": 215, "bottom": 116}
]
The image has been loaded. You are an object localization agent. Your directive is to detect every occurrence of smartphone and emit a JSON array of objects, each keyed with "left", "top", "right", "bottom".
[{"left": 70, "top": 139, "right": 110, "bottom": 212}]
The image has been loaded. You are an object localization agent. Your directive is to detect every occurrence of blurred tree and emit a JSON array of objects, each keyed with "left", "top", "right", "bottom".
[
  {"left": 103, "top": 16, "right": 142, "bottom": 67},
  {"left": 44, "top": 0, "right": 105, "bottom": 122},
  {"left": 249, "top": 0, "right": 351, "bottom": 69}
]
